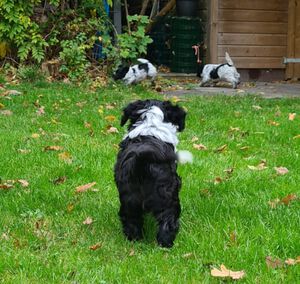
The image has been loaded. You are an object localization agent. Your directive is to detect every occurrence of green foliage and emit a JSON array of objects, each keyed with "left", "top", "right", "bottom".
[
  {"left": 16, "top": 65, "right": 46, "bottom": 83},
  {"left": 0, "top": 1, "right": 153, "bottom": 80},
  {"left": 59, "top": 33, "right": 91, "bottom": 81},
  {"left": 115, "top": 15, "right": 153, "bottom": 62},
  {"left": 0, "top": 0, "right": 48, "bottom": 63}
]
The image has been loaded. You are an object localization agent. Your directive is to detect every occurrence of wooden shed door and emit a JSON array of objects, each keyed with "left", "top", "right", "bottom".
[{"left": 286, "top": 0, "right": 300, "bottom": 79}]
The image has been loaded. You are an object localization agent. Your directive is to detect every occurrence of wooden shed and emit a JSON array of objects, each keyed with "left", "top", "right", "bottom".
[{"left": 205, "top": 0, "right": 300, "bottom": 80}]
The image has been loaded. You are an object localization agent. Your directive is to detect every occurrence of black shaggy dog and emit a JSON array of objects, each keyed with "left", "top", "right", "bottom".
[{"left": 114, "top": 99, "right": 190, "bottom": 248}]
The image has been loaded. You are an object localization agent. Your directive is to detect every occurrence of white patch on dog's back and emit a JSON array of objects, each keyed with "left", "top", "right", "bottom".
[{"left": 124, "top": 106, "right": 179, "bottom": 147}]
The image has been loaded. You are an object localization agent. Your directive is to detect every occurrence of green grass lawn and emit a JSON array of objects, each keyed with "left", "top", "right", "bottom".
[{"left": 0, "top": 81, "right": 300, "bottom": 283}]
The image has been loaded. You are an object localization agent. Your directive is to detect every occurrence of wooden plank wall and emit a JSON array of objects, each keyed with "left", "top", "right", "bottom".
[
  {"left": 287, "top": 0, "right": 300, "bottom": 79},
  {"left": 217, "top": 0, "right": 288, "bottom": 68}
]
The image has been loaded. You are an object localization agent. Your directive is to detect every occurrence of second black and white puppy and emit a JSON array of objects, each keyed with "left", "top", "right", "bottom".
[
  {"left": 114, "top": 99, "right": 192, "bottom": 248},
  {"left": 199, "top": 52, "right": 241, "bottom": 89},
  {"left": 113, "top": 58, "right": 157, "bottom": 85}
]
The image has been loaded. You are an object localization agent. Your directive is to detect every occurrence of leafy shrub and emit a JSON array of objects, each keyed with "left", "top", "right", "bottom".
[
  {"left": 17, "top": 65, "right": 46, "bottom": 82},
  {"left": 0, "top": 1, "right": 153, "bottom": 81}
]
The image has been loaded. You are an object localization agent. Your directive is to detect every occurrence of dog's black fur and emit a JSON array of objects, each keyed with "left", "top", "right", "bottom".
[{"left": 114, "top": 99, "right": 186, "bottom": 247}]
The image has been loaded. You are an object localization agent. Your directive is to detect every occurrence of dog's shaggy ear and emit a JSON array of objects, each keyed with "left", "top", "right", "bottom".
[
  {"left": 121, "top": 100, "right": 149, "bottom": 127},
  {"left": 162, "top": 101, "right": 186, "bottom": 131}
]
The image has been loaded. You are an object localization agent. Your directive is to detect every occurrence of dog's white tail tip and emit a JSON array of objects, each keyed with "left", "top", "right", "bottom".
[
  {"left": 137, "top": 58, "right": 149, "bottom": 63},
  {"left": 177, "top": 150, "right": 193, "bottom": 164},
  {"left": 225, "top": 52, "right": 234, "bottom": 66}
]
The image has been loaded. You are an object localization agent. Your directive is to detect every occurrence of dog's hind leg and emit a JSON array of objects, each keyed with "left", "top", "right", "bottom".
[
  {"left": 119, "top": 194, "right": 143, "bottom": 241},
  {"left": 155, "top": 202, "right": 181, "bottom": 248}
]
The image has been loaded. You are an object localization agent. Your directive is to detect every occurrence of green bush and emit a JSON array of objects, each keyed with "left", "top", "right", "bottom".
[
  {"left": 0, "top": 1, "right": 153, "bottom": 81},
  {"left": 17, "top": 65, "right": 46, "bottom": 82}
]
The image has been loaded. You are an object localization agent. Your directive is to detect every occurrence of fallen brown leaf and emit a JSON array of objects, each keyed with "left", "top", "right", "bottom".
[
  {"left": 84, "top": 121, "right": 92, "bottom": 128},
  {"left": 193, "top": 143, "right": 207, "bottom": 150},
  {"left": 214, "top": 177, "right": 223, "bottom": 185},
  {"left": 75, "top": 182, "right": 97, "bottom": 193},
  {"left": 266, "top": 256, "right": 283, "bottom": 269},
  {"left": 274, "top": 166, "right": 289, "bottom": 176},
  {"left": 252, "top": 105, "right": 262, "bottom": 110},
  {"left": 211, "top": 264, "right": 245, "bottom": 280},
  {"left": 58, "top": 152, "right": 72, "bottom": 164},
  {"left": 182, "top": 253, "right": 193, "bottom": 258},
  {"left": 105, "top": 115, "right": 116, "bottom": 122},
  {"left": 268, "top": 198, "right": 281, "bottom": 209},
  {"left": 191, "top": 136, "right": 199, "bottom": 142},
  {"left": 67, "top": 203, "right": 74, "bottom": 212},
  {"left": 36, "top": 106, "right": 45, "bottom": 116},
  {"left": 293, "top": 134, "right": 300, "bottom": 139},
  {"left": 53, "top": 176, "right": 67, "bottom": 185},
  {"left": 89, "top": 243, "right": 102, "bottom": 251},
  {"left": 31, "top": 133, "right": 40, "bottom": 139},
  {"left": 0, "top": 110, "right": 13, "bottom": 116},
  {"left": 83, "top": 217, "right": 93, "bottom": 225},
  {"left": 268, "top": 120, "right": 280, "bottom": 126},
  {"left": 129, "top": 249, "right": 135, "bottom": 256},
  {"left": 44, "top": 145, "right": 64, "bottom": 151},
  {"left": 214, "top": 144, "right": 227, "bottom": 153},
  {"left": 106, "top": 126, "right": 119, "bottom": 134},
  {"left": 285, "top": 258, "right": 300, "bottom": 265},
  {"left": 105, "top": 103, "right": 116, "bottom": 110},
  {"left": 248, "top": 160, "right": 267, "bottom": 171},
  {"left": 17, "top": 179, "right": 29, "bottom": 187},
  {"left": 0, "top": 183, "right": 14, "bottom": 190},
  {"left": 281, "top": 193, "right": 298, "bottom": 205},
  {"left": 288, "top": 113, "right": 296, "bottom": 121}
]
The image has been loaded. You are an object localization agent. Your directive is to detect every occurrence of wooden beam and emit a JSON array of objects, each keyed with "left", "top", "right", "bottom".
[
  {"left": 294, "top": 0, "right": 300, "bottom": 78},
  {"left": 208, "top": 0, "right": 218, "bottom": 63},
  {"left": 286, "top": 0, "right": 296, "bottom": 79}
]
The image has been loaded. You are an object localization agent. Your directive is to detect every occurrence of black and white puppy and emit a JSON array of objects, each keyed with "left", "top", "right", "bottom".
[
  {"left": 199, "top": 52, "right": 241, "bottom": 89},
  {"left": 114, "top": 99, "right": 192, "bottom": 248},
  {"left": 113, "top": 58, "right": 157, "bottom": 85}
]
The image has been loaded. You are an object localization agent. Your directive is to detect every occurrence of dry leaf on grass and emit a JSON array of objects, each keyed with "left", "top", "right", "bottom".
[
  {"left": 274, "top": 166, "right": 289, "bottom": 175},
  {"left": 182, "top": 253, "right": 194, "bottom": 258},
  {"left": 31, "top": 133, "right": 40, "bottom": 139},
  {"left": 129, "top": 249, "right": 135, "bottom": 256},
  {"left": 75, "top": 182, "right": 97, "bottom": 193},
  {"left": 289, "top": 113, "right": 296, "bottom": 121},
  {"left": 266, "top": 256, "right": 283, "bottom": 269},
  {"left": 44, "top": 145, "right": 64, "bottom": 151},
  {"left": 36, "top": 106, "right": 45, "bottom": 116},
  {"left": 281, "top": 193, "right": 298, "bottom": 205},
  {"left": 285, "top": 257, "right": 300, "bottom": 265},
  {"left": 106, "top": 126, "right": 119, "bottom": 134},
  {"left": 268, "top": 194, "right": 298, "bottom": 208},
  {"left": 58, "top": 152, "right": 72, "bottom": 164},
  {"left": 214, "top": 144, "right": 227, "bottom": 153},
  {"left": 268, "top": 198, "right": 281, "bottom": 209},
  {"left": 268, "top": 120, "right": 280, "bottom": 126},
  {"left": 89, "top": 243, "right": 102, "bottom": 250},
  {"left": 53, "top": 176, "right": 67, "bottom": 185},
  {"left": 0, "top": 110, "right": 13, "bottom": 116},
  {"left": 211, "top": 264, "right": 245, "bottom": 280},
  {"left": 214, "top": 177, "right": 223, "bottom": 185},
  {"left": 248, "top": 160, "right": 267, "bottom": 171},
  {"left": 105, "top": 115, "right": 116, "bottom": 122},
  {"left": 293, "top": 134, "right": 300, "bottom": 139},
  {"left": 191, "top": 136, "right": 199, "bottom": 142},
  {"left": 17, "top": 179, "right": 29, "bottom": 187},
  {"left": 83, "top": 217, "right": 93, "bottom": 225},
  {"left": 252, "top": 105, "right": 262, "bottom": 110},
  {"left": 0, "top": 183, "right": 14, "bottom": 190},
  {"left": 193, "top": 143, "right": 207, "bottom": 150}
]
